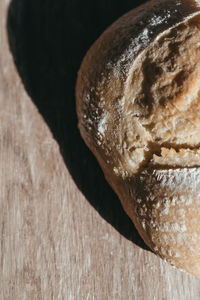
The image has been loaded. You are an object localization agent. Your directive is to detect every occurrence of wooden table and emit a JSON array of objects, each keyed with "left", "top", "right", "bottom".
[{"left": 1, "top": 0, "right": 200, "bottom": 298}]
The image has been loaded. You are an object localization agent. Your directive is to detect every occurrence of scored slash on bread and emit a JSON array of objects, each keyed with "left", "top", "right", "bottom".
[{"left": 76, "top": 0, "right": 200, "bottom": 276}]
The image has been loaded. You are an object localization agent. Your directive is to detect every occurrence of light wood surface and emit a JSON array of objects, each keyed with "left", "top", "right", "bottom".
[{"left": 1, "top": 0, "right": 200, "bottom": 299}]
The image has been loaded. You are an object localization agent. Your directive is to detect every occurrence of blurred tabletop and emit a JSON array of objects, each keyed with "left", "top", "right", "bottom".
[{"left": 0, "top": 0, "right": 200, "bottom": 299}]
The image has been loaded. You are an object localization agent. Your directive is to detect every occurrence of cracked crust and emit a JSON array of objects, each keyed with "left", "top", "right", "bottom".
[{"left": 76, "top": 0, "right": 200, "bottom": 276}]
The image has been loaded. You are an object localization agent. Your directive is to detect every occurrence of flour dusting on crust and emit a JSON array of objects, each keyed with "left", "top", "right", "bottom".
[{"left": 76, "top": 0, "right": 200, "bottom": 277}]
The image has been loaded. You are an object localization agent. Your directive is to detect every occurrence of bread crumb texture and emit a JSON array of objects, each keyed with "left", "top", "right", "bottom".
[{"left": 121, "top": 16, "right": 200, "bottom": 175}]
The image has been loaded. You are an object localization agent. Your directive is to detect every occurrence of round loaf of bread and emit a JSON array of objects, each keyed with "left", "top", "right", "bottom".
[{"left": 76, "top": 0, "right": 200, "bottom": 277}]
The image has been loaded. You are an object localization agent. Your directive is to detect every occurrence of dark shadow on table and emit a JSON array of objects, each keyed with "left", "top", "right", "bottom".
[{"left": 7, "top": 0, "right": 150, "bottom": 251}]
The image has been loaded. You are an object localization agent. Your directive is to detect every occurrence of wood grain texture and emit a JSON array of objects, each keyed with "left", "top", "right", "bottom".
[{"left": 1, "top": 0, "right": 200, "bottom": 299}]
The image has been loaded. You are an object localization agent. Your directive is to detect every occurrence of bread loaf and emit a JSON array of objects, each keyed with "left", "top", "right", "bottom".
[{"left": 76, "top": 0, "right": 200, "bottom": 277}]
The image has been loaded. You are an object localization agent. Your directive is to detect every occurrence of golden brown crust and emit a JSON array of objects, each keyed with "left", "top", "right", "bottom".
[{"left": 76, "top": 0, "right": 200, "bottom": 277}]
